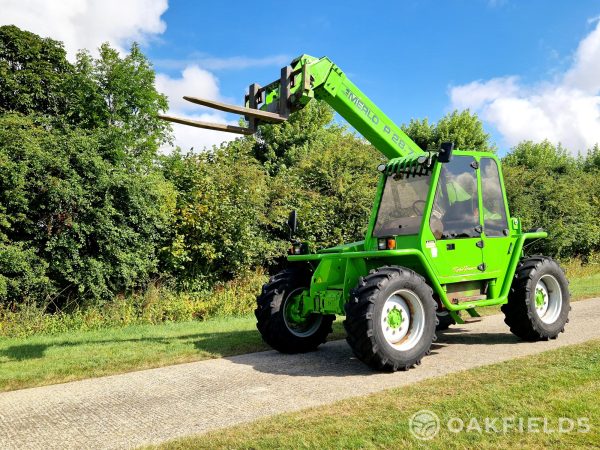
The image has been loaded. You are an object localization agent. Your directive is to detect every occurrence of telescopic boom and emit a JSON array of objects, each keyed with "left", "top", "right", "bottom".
[{"left": 159, "top": 54, "right": 425, "bottom": 160}]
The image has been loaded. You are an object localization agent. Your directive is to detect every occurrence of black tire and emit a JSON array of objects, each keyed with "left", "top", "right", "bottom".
[
  {"left": 502, "top": 256, "right": 570, "bottom": 341},
  {"left": 344, "top": 266, "right": 437, "bottom": 371},
  {"left": 255, "top": 266, "right": 335, "bottom": 353},
  {"left": 436, "top": 311, "right": 456, "bottom": 331}
]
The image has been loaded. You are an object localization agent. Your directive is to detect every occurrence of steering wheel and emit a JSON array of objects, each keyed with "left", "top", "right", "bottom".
[{"left": 412, "top": 200, "right": 426, "bottom": 215}]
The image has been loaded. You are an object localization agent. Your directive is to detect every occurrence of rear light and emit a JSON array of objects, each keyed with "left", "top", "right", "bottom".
[{"left": 377, "top": 238, "right": 396, "bottom": 250}]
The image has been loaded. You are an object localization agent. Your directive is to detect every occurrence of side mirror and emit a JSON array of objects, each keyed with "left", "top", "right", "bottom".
[
  {"left": 287, "top": 210, "right": 298, "bottom": 237},
  {"left": 438, "top": 142, "right": 454, "bottom": 163}
]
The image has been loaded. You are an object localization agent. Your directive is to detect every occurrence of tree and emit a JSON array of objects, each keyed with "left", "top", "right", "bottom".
[
  {"left": 250, "top": 100, "right": 383, "bottom": 249},
  {"left": 0, "top": 25, "right": 170, "bottom": 161},
  {"left": 583, "top": 144, "right": 600, "bottom": 172},
  {"left": 0, "top": 25, "right": 72, "bottom": 117},
  {"left": 0, "top": 27, "right": 175, "bottom": 306},
  {"left": 503, "top": 140, "right": 573, "bottom": 173},
  {"left": 161, "top": 143, "right": 283, "bottom": 288},
  {"left": 502, "top": 141, "right": 600, "bottom": 258},
  {"left": 403, "top": 110, "right": 494, "bottom": 152},
  {"left": 0, "top": 114, "right": 176, "bottom": 305},
  {"left": 271, "top": 131, "right": 381, "bottom": 249},
  {"left": 66, "top": 44, "right": 171, "bottom": 162},
  {"left": 253, "top": 101, "right": 335, "bottom": 174}
]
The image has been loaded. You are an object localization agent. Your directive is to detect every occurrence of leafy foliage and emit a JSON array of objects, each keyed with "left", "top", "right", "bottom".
[
  {"left": 66, "top": 44, "right": 171, "bottom": 161},
  {"left": 402, "top": 109, "right": 495, "bottom": 152},
  {"left": 0, "top": 114, "right": 175, "bottom": 306},
  {"left": 161, "top": 143, "right": 282, "bottom": 289},
  {"left": 0, "top": 26, "right": 173, "bottom": 307},
  {"left": 274, "top": 129, "right": 382, "bottom": 248},
  {"left": 252, "top": 100, "right": 335, "bottom": 173},
  {"left": 0, "top": 26, "right": 72, "bottom": 117},
  {"left": 503, "top": 141, "right": 600, "bottom": 258},
  {"left": 1, "top": 25, "right": 599, "bottom": 318}
]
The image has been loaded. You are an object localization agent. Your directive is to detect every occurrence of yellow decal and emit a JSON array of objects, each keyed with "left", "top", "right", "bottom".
[{"left": 453, "top": 265, "right": 476, "bottom": 273}]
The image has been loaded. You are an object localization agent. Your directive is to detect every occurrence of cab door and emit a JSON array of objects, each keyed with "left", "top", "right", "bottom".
[
  {"left": 479, "top": 157, "right": 513, "bottom": 288},
  {"left": 428, "top": 156, "right": 484, "bottom": 282}
]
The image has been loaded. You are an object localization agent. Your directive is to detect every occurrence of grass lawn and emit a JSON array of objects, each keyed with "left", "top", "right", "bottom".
[
  {"left": 570, "top": 272, "right": 600, "bottom": 300},
  {"left": 0, "top": 317, "right": 346, "bottom": 392},
  {"left": 155, "top": 339, "right": 600, "bottom": 449},
  {"left": 0, "top": 270, "right": 598, "bottom": 393}
]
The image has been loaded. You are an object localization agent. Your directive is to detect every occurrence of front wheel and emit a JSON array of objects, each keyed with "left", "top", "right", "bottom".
[
  {"left": 255, "top": 267, "right": 334, "bottom": 353},
  {"left": 344, "top": 266, "right": 437, "bottom": 371},
  {"left": 502, "top": 256, "right": 570, "bottom": 341}
]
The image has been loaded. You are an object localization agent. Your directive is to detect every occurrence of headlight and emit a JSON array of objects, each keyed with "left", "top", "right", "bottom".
[{"left": 377, "top": 238, "right": 396, "bottom": 250}]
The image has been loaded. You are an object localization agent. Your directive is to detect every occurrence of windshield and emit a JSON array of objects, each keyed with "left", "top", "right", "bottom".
[{"left": 373, "top": 173, "right": 432, "bottom": 237}]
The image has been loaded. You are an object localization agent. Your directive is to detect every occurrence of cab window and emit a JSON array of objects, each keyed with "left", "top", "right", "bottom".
[
  {"left": 430, "top": 156, "right": 480, "bottom": 240},
  {"left": 480, "top": 158, "right": 509, "bottom": 237}
]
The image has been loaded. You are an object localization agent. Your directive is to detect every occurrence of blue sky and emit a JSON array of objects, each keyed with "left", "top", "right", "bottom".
[
  {"left": 142, "top": 0, "right": 600, "bottom": 154},
  {"left": 2, "top": 0, "right": 600, "bottom": 154},
  {"left": 150, "top": 0, "right": 591, "bottom": 118}
]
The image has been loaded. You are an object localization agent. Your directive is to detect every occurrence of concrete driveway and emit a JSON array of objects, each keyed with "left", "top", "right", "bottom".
[{"left": 1, "top": 298, "right": 599, "bottom": 449}]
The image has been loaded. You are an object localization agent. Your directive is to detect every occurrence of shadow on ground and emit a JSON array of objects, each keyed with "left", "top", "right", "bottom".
[
  {"left": 0, "top": 329, "right": 262, "bottom": 363},
  {"left": 225, "top": 323, "right": 521, "bottom": 378},
  {"left": 0, "top": 319, "right": 520, "bottom": 378}
]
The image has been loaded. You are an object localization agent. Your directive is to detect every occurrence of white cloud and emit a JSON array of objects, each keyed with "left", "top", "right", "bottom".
[
  {"left": 450, "top": 77, "right": 520, "bottom": 111},
  {"left": 564, "top": 22, "right": 600, "bottom": 93},
  {"left": 450, "top": 20, "right": 600, "bottom": 153},
  {"left": 587, "top": 15, "right": 600, "bottom": 25},
  {"left": 1, "top": 0, "right": 244, "bottom": 152},
  {"left": 155, "top": 54, "right": 290, "bottom": 71},
  {"left": 155, "top": 66, "right": 239, "bottom": 152},
  {"left": 0, "top": 0, "right": 168, "bottom": 58},
  {"left": 156, "top": 65, "right": 221, "bottom": 112}
]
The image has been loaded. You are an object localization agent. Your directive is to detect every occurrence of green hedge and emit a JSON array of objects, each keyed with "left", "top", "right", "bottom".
[{"left": 1, "top": 25, "right": 599, "bottom": 319}]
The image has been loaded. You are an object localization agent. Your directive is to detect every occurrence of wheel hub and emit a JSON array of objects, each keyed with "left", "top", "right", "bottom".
[
  {"left": 386, "top": 307, "right": 403, "bottom": 329},
  {"left": 535, "top": 288, "right": 547, "bottom": 309},
  {"left": 533, "top": 275, "right": 562, "bottom": 324},
  {"left": 380, "top": 289, "right": 425, "bottom": 351},
  {"left": 283, "top": 288, "right": 323, "bottom": 337},
  {"left": 285, "top": 293, "right": 306, "bottom": 324}
]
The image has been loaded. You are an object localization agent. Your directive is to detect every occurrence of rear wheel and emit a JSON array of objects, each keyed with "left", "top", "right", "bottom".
[
  {"left": 502, "top": 256, "right": 570, "bottom": 341},
  {"left": 436, "top": 311, "right": 456, "bottom": 331},
  {"left": 344, "top": 266, "right": 436, "bottom": 371},
  {"left": 255, "top": 267, "right": 335, "bottom": 353}
]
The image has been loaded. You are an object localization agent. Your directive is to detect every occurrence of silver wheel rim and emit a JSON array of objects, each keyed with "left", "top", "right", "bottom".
[
  {"left": 380, "top": 289, "right": 425, "bottom": 351},
  {"left": 534, "top": 274, "right": 562, "bottom": 324},
  {"left": 283, "top": 288, "right": 323, "bottom": 337}
]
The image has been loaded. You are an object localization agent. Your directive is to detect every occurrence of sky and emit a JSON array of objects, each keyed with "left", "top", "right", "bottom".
[{"left": 1, "top": 0, "right": 600, "bottom": 155}]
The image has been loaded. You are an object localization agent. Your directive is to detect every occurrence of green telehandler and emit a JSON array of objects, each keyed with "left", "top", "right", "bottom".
[{"left": 161, "top": 54, "right": 570, "bottom": 371}]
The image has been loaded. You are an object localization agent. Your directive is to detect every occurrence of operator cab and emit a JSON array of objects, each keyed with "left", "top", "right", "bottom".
[{"left": 373, "top": 153, "right": 509, "bottom": 243}]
